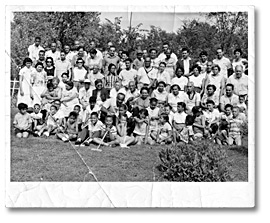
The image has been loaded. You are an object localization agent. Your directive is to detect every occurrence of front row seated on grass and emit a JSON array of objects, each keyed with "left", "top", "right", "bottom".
[{"left": 13, "top": 100, "right": 246, "bottom": 147}]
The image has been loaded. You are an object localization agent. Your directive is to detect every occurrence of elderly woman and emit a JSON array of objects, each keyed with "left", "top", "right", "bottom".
[{"left": 166, "top": 84, "right": 187, "bottom": 113}]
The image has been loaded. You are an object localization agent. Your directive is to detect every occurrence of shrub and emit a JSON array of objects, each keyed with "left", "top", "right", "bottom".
[{"left": 158, "top": 140, "right": 232, "bottom": 182}]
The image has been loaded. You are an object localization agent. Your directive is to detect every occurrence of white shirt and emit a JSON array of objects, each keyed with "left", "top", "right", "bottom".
[
  {"left": 73, "top": 67, "right": 87, "bottom": 81},
  {"left": 172, "top": 112, "right": 187, "bottom": 124},
  {"left": 213, "top": 56, "right": 231, "bottom": 78},
  {"left": 189, "top": 74, "right": 205, "bottom": 88},
  {"left": 109, "top": 87, "right": 126, "bottom": 100},
  {"left": 147, "top": 107, "right": 160, "bottom": 119},
  {"left": 156, "top": 71, "right": 171, "bottom": 85},
  {"left": 45, "top": 50, "right": 60, "bottom": 63},
  {"left": 151, "top": 89, "right": 168, "bottom": 102},
  {"left": 171, "top": 76, "right": 189, "bottom": 91},
  {"left": 28, "top": 44, "right": 44, "bottom": 61},
  {"left": 183, "top": 58, "right": 191, "bottom": 75},
  {"left": 227, "top": 73, "right": 248, "bottom": 95},
  {"left": 203, "top": 109, "right": 220, "bottom": 124},
  {"left": 167, "top": 92, "right": 188, "bottom": 112},
  {"left": 55, "top": 59, "right": 71, "bottom": 80},
  {"left": 137, "top": 67, "right": 157, "bottom": 85},
  {"left": 119, "top": 68, "right": 137, "bottom": 87},
  {"left": 158, "top": 52, "right": 178, "bottom": 62},
  {"left": 125, "top": 89, "right": 140, "bottom": 102}
]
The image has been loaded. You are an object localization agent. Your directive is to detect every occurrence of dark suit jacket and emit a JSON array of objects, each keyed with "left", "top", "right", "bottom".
[
  {"left": 92, "top": 88, "right": 110, "bottom": 102},
  {"left": 176, "top": 58, "right": 195, "bottom": 73}
]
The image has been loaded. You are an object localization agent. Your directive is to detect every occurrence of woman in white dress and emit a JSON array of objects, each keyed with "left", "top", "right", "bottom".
[
  {"left": 17, "top": 58, "right": 35, "bottom": 107},
  {"left": 31, "top": 62, "right": 47, "bottom": 106}
]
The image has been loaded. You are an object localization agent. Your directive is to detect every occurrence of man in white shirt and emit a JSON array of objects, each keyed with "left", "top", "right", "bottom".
[
  {"left": 213, "top": 47, "right": 232, "bottom": 79},
  {"left": 119, "top": 58, "right": 138, "bottom": 88},
  {"left": 226, "top": 65, "right": 248, "bottom": 96},
  {"left": 88, "top": 40, "right": 103, "bottom": 61},
  {"left": 63, "top": 45, "right": 74, "bottom": 63},
  {"left": 28, "top": 37, "right": 44, "bottom": 62},
  {"left": 45, "top": 42, "right": 60, "bottom": 63},
  {"left": 55, "top": 51, "right": 71, "bottom": 80},
  {"left": 157, "top": 42, "right": 178, "bottom": 62},
  {"left": 219, "top": 83, "right": 239, "bottom": 112}
]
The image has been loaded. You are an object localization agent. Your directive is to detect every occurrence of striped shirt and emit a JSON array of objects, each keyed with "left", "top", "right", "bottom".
[{"left": 104, "top": 74, "right": 119, "bottom": 89}]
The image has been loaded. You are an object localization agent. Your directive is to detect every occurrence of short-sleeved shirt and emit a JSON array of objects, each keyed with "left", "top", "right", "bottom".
[
  {"left": 119, "top": 68, "right": 137, "bottom": 87},
  {"left": 189, "top": 74, "right": 205, "bottom": 88},
  {"left": 137, "top": 67, "right": 157, "bottom": 85},
  {"left": 28, "top": 44, "right": 44, "bottom": 61},
  {"left": 109, "top": 88, "right": 126, "bottom": 100},
  {"left": 159, "top": 122, "right": 172, "bottom": 136},
  {"left": 134, "top": 97, "right": 150, "bottom": 109},
  {"left": 232, "top": 58, "right": 247, "bottom": 71},
  {"left": 185, "top": 92, "right": 201, "bottom": 110},
  {"left": 172, "top": 112, "right": 187, "bottom": 124},
  {"left": 13, "top": 112, "right": 32, "bottom": 129},
  {"left": 201, "top": 92, "right": 219, "bottom": 107},
  {"left": 167, "top": 92, "right": 188, "bottom": 112},
  {"left": 179, "top": 126, "right": 194, "bottom": 143},
  {"left": 220, "top": 94, "right": 239, "bottom": 107},
  {"left": 227, "top": 73, "right": 248, "bottom": 96},
  {"left": 88, "top": 120, "right": 104, "bottom": 132},
  {"left": 55, "top": 59, "right": 71, "bottom": 80},
  {"left": 125, "top": 89, "right": 140, "bottom": 102},
  {"left": 151, "top": 89, "right": 168, "bottom": 102},
  {"left": 102, "top": 98, "right": 119, "bottom": 113},
  {"left": 156, "top": 70, "right": 171, "bottom": 85},
  {"left": 133, "top": 58, "right": 144, "bottom": 70},
  {"left": 45, "top": 50, "right": 60, "bottom": 63},
  {"left": 203, "top": 109, "right": 220, "bottom": 124},
  {"left": 79, "top": 87, "right": 93, "bottom": 105},
  {"left": 104, "top": 74, "right": 119, "bottom": 89},
  {"left": 147, "top": 107, "right": 159, "bottom": 119},
  {"left": 73, "top": 67, "right": 87, "bottom": 81},
  {"left": 206, "top": 74, "right": 224, "bottom": 96},
  {"left": 171, "top": 76, "right": 189, "bottom": 91},
  {"left": 213, "top": 56, "right": 231, "bottom": 78},
  {"left": 87, "top": 72, "right": 104, "bottom": 86},
  {"left": 103, "top": 55, "right": 120, "bottom": 74}
]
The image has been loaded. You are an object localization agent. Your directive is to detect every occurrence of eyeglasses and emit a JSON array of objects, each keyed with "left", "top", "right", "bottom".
[{"left": 47, "top": 61, "right": 52, "bottom": 63}]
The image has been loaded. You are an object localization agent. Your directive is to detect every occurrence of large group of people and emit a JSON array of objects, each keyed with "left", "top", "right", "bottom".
[{"left": 13, "top": 36, "right": 249, "bottom": 148}]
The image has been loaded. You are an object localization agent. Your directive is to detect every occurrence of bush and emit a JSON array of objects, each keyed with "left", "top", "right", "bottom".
[{"left": 158, "top": 141, "right": 232, "bottom": 182}]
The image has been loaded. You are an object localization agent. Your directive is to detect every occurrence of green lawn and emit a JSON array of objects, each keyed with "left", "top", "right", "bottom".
[{"left": 10, "top": 108, "right": 248, "bottom": 182}]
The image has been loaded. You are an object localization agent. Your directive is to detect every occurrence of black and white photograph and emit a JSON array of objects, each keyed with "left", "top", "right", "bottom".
[{"left": 5, "top": 5, "right": 255, "bottom": 208}]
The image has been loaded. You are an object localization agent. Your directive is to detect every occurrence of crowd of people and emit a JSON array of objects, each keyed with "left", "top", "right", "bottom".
[{"left": 13, "top": 36, "right": 249, "bottom": 148}]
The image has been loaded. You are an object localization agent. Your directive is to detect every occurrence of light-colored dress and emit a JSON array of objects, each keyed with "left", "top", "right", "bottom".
[
  {"left": 60, "top": 87, "right": 79, "bottom": 117},
  {"left": 17, "top": 66, "right": 35, "bottom": 107},
  {"left": 31, "top": 69, "right": 47, "bottom": 106}
]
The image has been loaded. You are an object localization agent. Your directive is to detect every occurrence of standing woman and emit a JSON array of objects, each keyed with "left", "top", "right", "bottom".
[
  {"left": 31, "top": 62, "right": 47, "bottom": 106},
  {"left": 44, "top": 57, "right": 55, "bottom": 82},
  {"left": 156, "top": 62, "right": 171, "bottom": 92},
  {"left": 17, "top": 58, "right": 35, "bottom": 108}
]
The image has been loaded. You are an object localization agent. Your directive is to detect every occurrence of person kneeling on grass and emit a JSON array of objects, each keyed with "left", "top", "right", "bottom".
[
  {"left": 75, "top": 112, "right": 104, "bottom": 146},
  {"left": 31, "top": 103, "right": 46, "bottom": 133},
  {"left": 57, "top": 111, "right": 78, "bottom": 142},
  {"left": 92, "top": 115, "right": 119, "bottom": 147},
  {"left": 116, "top": 114, "right": 135, "bottom": 148},
  {"left": 13, "top": 103, "right": 32, "bottom": 138}
]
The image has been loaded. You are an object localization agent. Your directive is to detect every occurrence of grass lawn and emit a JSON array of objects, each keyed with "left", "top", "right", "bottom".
[{"left": 10, "top": 108, "right": 248, "bottom": 182}]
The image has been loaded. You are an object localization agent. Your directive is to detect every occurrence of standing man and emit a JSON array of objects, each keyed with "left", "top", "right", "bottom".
[
  {"left": 197, "top": 51, "right": 209, "bottom": 73},
  {"left": 28, "top": 37, "right": 44, "bottom": 62},
  {"left": 119, "top": 58, "right": 138, "bottom": 89},
  {"left": 176, "top": 47, "right": 194, "bottom": 77},
  {"left": 45, "top": 42, "right": 60, "bottom": 63},
  {"left": 103, "top": 45, "right": 120, "bottom": 75},
  {"left": 213, "top": 47, "right": 232, "bottom": 79},
  {"left": 157, "top": 42, "right": 178, "bottom": 62},
  {"left": 88, "top": 40, "right": 103, "bottom": 61},
  {"left": 63, "top": 45, "right": 74, "bottom": 63},
  {"left": 33, "top": 50, "right": 46, "bottom": 67},
  {"left": 55, "top": 51, "right": 72, "bottom": 81}
]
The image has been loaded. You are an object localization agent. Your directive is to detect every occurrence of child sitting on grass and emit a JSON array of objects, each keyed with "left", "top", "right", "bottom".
[
  {"left": 228, "top": 106, "right": 244, "bottom": 146},
  {"left": 154, "top": 113, "right": 173, "bottom": 144},
  {"left": 203, "top": 100, "right": 220, "bottom": 139},
  {"left": 191, "top": 106, "right": 205, "bottom": 139},
  {"left": 147, "top": 98, "right": 160, "bottom": 144},
  {"left": 36, "top": 105, "right": 60, "bottom": 137},
  {"left": 73, "top": 105, "right": 83, "bottom": 130},
  {"left": 13, "top": 103, "right": 32, "bottom": 138},
  {"left": 172, "top": 102, "right": 187, "bottom": 132},
  {"left": 31, "top": 103, "right": 45, "bottom": 133},
  {"left": 92, "top": 115, "right": 119, "bottom": 147},
  {"left": 116, "top": 114, "right": 136, "bottom": 148},
  {"left": 75, "top": 112, "right": 104, "bottom": 146},
  {"left": 174, "top": 115, "right": 195, "bottom": 144},
  {"left": 57, "top": 111, "right": 78, "bottom": 142},
  {"left": 133, "top": 108, "right": 153, "bottom": 145}
]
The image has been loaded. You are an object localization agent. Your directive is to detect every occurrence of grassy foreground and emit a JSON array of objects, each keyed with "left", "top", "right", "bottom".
[{"left": 10, "top": 108, "right": 248, "bottom": 182}]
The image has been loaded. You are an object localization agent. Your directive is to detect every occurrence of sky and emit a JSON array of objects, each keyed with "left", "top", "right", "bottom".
[{"left": 99, "top": 12, "right": 206, "bottom": 33}]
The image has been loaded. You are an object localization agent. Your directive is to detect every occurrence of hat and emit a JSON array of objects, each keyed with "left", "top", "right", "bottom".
[{"left": 84, "top": 79, "right": 91, "bottom": 83}]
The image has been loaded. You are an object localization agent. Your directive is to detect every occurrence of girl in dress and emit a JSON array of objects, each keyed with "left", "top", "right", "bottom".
[
  {"left": 17, "top": 58, "right": 35, "bottom": 108},
  {"left": 31, "top": 62, "right": 47, "bottom": 107}
]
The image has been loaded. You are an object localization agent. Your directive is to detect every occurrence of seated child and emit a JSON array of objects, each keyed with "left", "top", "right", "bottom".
[
  {"left": 228, "top": 106, "right": 244, "bottom": 146},
  {"left": 41, "top": 82, "right": 57, "bottom": 111},
  {"left": 174, "top": 115, "right": 195, "bottom": 144},
  {"left": 191, "top": 106, "right": 205, "bottom": 139},
  {"left": 172, "top": 102, "right": 187, "bottom": 132},
  {"left": 237, "top": 95, "right": 247, "bottom": 114},
  {"left": 147, "top": 98, "right": 160, "bottom": 140},
  {"left": 57, "top": 111, "right": 78, "bottom": 142},
  {"left": 75, "top": 112, "right": 104, "bottom": 146},
  {"left": 81, "top": 96, "right": 101, "bottom": 129},
  {"left": 92, "top": 115, "right": 119, "bottom": 147},
  {"left": 73, "top": 105, "right": 83, "bottom": 130},
  {"left": 133, "top": 108, "right": 153, "bottom": 145},
  {"left": 116, "top": 114, "right": 136, "bottom": 148},
  {"left": 31, "top": 103, "right": 45, "bottom": 133},
  {"left": 36, "top": 105, "right": 60, "bottom": 137},
  {"left": 203, "top": 100, "right": 220, "bottom": 138},
  {"left": 162, "top": 103, "right": 174, "bottom": 125},
  {"left": 13, "top": 103, "right": 32, "bottom": 138},
  {"left": 152, "top": 113, "right": 173, "bottom": 144},
  {"left": 115, "top": 103, "right": 134, "bottom": 135}
]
